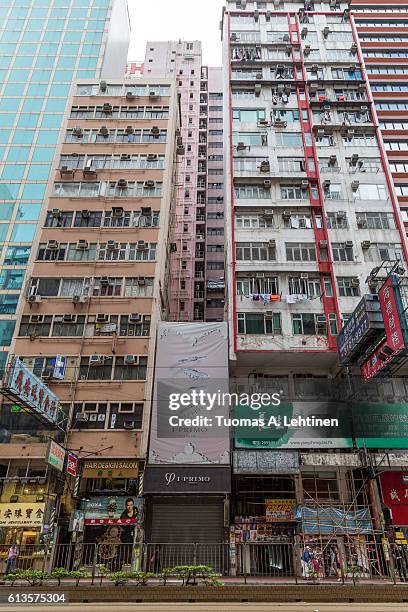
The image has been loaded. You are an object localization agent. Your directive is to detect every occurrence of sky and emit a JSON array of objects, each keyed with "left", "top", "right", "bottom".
[{"left": 127, "top": 0, "right": 225, "bottom": 66}]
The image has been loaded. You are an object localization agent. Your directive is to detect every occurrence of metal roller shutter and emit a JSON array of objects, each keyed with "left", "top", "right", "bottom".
[{"left": 150, "top": 499, "right": 224, "bottom": 543}]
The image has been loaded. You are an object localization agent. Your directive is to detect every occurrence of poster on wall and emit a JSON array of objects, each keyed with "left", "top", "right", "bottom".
[
  {"left": 265, "top": 499, "right": 296, "bottom": 522},
  {"left": 149, "top": 322, "right": 230, "bottom": 464},
  {"left": 82, "top": 496, "right": 143, "bottom": 525}
]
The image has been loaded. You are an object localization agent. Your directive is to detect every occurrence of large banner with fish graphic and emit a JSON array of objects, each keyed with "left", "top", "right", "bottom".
[{"left": 149, "top": 322, "right": 230, "bottom": 464}]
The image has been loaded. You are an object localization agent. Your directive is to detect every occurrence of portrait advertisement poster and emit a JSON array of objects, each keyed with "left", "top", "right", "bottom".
[
  {"left": 149, "top": 322, "right": 230, "bottom": 464},
  {"left": 82, "top": 496, "right": 143, "bottom": 525}
]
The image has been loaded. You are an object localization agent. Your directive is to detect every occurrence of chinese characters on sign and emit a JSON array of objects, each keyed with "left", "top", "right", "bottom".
[
  {"left": 265, "top": 498, "right": 296, "bottom": 522},
  {"left": 380, "top": 472, "right": 408, "bottom": 526},
  {"left": 2, "top": 357, "right": 60, "bottom": 424},
  {"left": 0, "top": 503, "right": 45, "bottom": 527},
  {"left": 46, "top": 439, "right": 66, "bottom": 472},
  {"left": 82, "top": 496, "right": 142, "bottom": 525},
  {"left": 361, "top": 275, "right": 408, "bottom": 380},
  {"left": 66, "top": 452, "right": 79, "bottom": 477}
]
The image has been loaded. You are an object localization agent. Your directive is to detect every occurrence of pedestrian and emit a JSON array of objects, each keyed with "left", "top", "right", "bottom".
[
  {"left": 393, "top": 544, "right": 407, "bottom": 582},
  {"left": 301, "top": 546, "right": 312, "bottom": 579},
  {"left": 5, "top": 544, "right": 18, "bottom": 575}
]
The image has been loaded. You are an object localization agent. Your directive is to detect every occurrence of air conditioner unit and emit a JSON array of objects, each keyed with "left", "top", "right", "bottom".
[
  {"left": 96, "top": 314, "right": 108, "bottom": 323},
  {"left": 254, "top": 83, "right": 262, "bottom": 96},
  {"left": 147, "top": 154, "right": 158, "bottom": 161},
  {"left": 137, "top": 240, "right": 147, "bottom": 250},
  {"left": 99, "top": 126, "right": 109, "bottom": 136},
  {"left": 303, "top": 45, "right": 311, "bottom": 56},
  {"left": 323, "top": 27, "right": 330, "bottom": 38},
  {"left": 100, "top": 80, "right": 107, "bottom": 92},
  {"left": 351, "top": 180, "right": 359, "bottom": 192},
  {"left": 106, "top": 240, "right": 117, "bottom": 251},
  {"left": 177, "top": 145, "right": 185, "bottom": 155},
  {"left": 126, "top": 91, "right": 135, "bottom": 99},
  {"left": 320, "top": 240, "right": 328, "bottom": 249},
  {"left": 258, "top": 119, "right": 270, "bottom": 127},
  {"left": 100, "top": 277, "right": 110, "bottom": 285},
  {"left": 63, "top": 314, "right": 76, "bottom": 323},
  {"left": 81, "top": 209, "right": 91, "bottom": 219},
  {"left": 317, "top": 129, "right": 325, "bottom": 138},
  {"left": 351, "top": 153, "right": 359, "bottom": 166},
  {"left": 268, "top": 240, "right": 276, "bottom": 247},
  {"left": 260, "top": 161, "right": 270, "bottom": 172},
  {"left": 73, "top": 126, "right": 83, "bottom": 137},
  {"left": 150, "top": 126, "right": 160, "bottom": 136},
  {"left": 47, "top": 240, "right": 59, "bottom": 250},
  {"left": 323, "top": 179, "right": 331, "bottom": 188},
  {"left": 236, "top": 142, "right": 247, "bottom": 151},
  {"left": 265, "top": 311, "right": 273, "bottom": 318},
  {"left": 112, "top": 206, "right": 124, "bottom": 217},
  {"left": 52, "top": 208, "right": 61, "bottom": 218},
  {"left": 117, "top": 179, "right": 128, "bottom": 188},
  {"left": 89, "top": 355, "right": 102, "bottom": 366},
  {"left": 283, "top": 34, "right": 290, "bottom": 42},
  {"left": 28, "top": 295, "right": 42, "bottom": 304},
  {"left": 124, "top": 354, "right": 136, "bottom": 365},
  {"left": 60, "top": 165, "right": 69, "bottom": 173},
  {"left": 76, "top": 239, "right": 89, "bottom": 251},
  {"left": 357, "top": 217, "right": 367, "bottom": 228},
  {"left": 362, "top": 240, "right": 371, "bottom": 249},
  {"left": 345, "top": 240, "right": 353, "bottom": 248},
  {"left": 149, "top": 91, "right": 159, "bottom": 99},
  {"left": 301, "top": 27, "right": 308, "bottom": 39},
  {"left": 144, "top": 180, "right": 155, "bottom": 188},
  {"left": 76, "top": 413, "right": 88, "bottom": 422},
  {"left": 102, "top": 103, "right": 112, "bottom": 113},
  {"left": 301, "top": 179, "right": 309, "bottom": 187},
  {"left": 350, "top": 43, "right": 357, "bottom": 54},
  {"left": 300, "top": 273, "right": 309, "bottom": 279},
  {"left": 329, "top": 155, "right": 337, "bottom": 166},
  {"left": 351, "top": 278, "right": 360, "bottom": 288},
  {"left": 72, "top": 295, "right": 87, "bottom": 304},
  {"left": 138, "top": 277, "right": 146, "bottom": 285},
  {"left": 263, "top": 210, "right": 274, "bottom": 218},
  {"left": 263, "top": 179, "right": 272, "bottom": 189},
  {"left": 336, "top": 211, "right": 346, "bottom": 219},
  {"left": 129, "top": 313, "right": 142, "bottom": 322},
  {"left": 274, "top": 119, "right": 287, "bottom": 128},
  {"left": 41, "top": 371, "right": 53, "bottom": 380},
  {"left": 231, "top": 33, "right": 237, "bottom": 41},
  {"left": 311, "top": 64, "right": 319, "bottom": 73},
  {"left": 30, "top": 315, "right": 43, "bottom": 323},
  {"left": 120, "top": 154, "right": 131, "bottom": 161},
  {"left": 141, "top": 206, "right": 152, "bottom": 215},
  {"left": 125, "top": 126, "right": 134, "bottom": 134}
]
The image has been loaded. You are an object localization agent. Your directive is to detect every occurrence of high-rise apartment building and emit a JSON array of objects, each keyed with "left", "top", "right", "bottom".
[
  {"left": 222, "top": 0, "right": 408, "bottom": 570},
  {"left": 141, "top": 41, "right": 225, "bottom": 322},
  {"left": 351, "top": 2, "right": 408, "bottom": 229},
  {"left": 0, "top": 0, "right": 129, "bottom": 367},
  {"left": 2, "top": 78, "right": 178, "bottom": 550}
]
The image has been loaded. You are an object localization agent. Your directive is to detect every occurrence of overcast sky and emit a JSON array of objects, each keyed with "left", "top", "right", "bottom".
[{"left": 127, "top": 0, "right": 225, "bottom": 66}]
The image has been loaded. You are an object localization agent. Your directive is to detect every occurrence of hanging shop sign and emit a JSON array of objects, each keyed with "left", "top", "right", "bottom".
[
  {"left": 337, "top": 295, "right": 383, "bottom": 365},
  {"left": 46, "top": 439, "right": 66, "bottom": 472},
  {"left": 265, "top": 498, "right": 296, "bottom": 522},
  {"left": 82, "top": 495, "right": 142, "bottom": 525},
  {"left": 361, "top": 275, "right": 408, "bottom": 380},
  {"left": 143, "top": 466, "right": 231, "bottom": 494},
  {"left": 1, "top": 357, "right": 60, "bottom": 424},
  {"left": 81, "top": 459, "right": 139, "bottom": 478},
  {"left": 380, "top": 472, "right": 408, "bottom": 526},
  {"left": 66, "top": 452, "right": 79, "bottom": 477},
  {"left": 0, "top": 503, "right": 45, "bottom": 528}
]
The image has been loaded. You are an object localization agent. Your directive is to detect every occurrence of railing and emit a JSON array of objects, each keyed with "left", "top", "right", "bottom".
[{"left": 0, "top": 540, "right": 403, "bottom": 584}]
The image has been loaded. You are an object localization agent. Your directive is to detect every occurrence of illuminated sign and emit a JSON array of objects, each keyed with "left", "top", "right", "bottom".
[
  {"left": 2, "top": 357, "right": 60, "bottom": 424},
  {"left": 361, "top": 275, "right": 408, "bottom": 380}
]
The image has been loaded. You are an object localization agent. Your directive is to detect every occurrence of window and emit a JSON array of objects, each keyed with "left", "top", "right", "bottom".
[
  {"left": 355, "top": 184, "right": 387, "bottom": 200},
  {"left": 286, "top": 243, "right": 316, "bottom": 262},
  {"left": 324, "top": 183, "right": 342, "bottom": 200},
  {"left": 276, "top": 133, "right": 303, "bottom": 147},
  {"left": 292, "top": 313, "right": 327, "bottom": 336},
  {"left": 232, "top": 108, "right": 265, "bottom": 122},
  {"left": 124, "top": 277, "right": 154, "bottom": 297},
  {"left": 281, "top": 186, "right": 308, "bottom": 200},
  {"left": 364, "top": 243, "right": 403, "bottom": 262},
  {"left": 284, "top": 214, "right": 312, "bottom": 229},
  {"left": 236, "top": 242, "right": 276, "bottom": 261},
  {"left": 237, "top": 312, "right": 282, "bottom": 335},
  {"left": 288, "top": 276, "right": 322, "bottom": 298},
  {"left": 52, "top": 315, "right": 86, "bottom": 337},
  {"left": 332, "top": 242, "right": 354, "bottom": 262},
  {"left": 356, "top": 212, "right": 395, "bottom": 230},
  {"left": 19, "top": 315, "right": 52, "bottom": 338},
  {"left": 4, "top": 246, "right": 31, "bottom": 266},
  {"left": 236, "top": 276, "right": 279, "bottom": 295},
  {"left": 233, "top": 132, "right": 267, "bottom": 146},
  {"left": 326, "top": 212, "right": 348, "bottom": 229},
  {"left": 80, "top": 356, "right": 112, "bottom": 381},
  {"left": 337, "top": 277, "right": 360, "bottom": 297},
  {"left": 235, "top": 214, "right": 274, "bottom": 229},
  {"left": 114, "top": 356, "right": 147, "bottom": 380}
]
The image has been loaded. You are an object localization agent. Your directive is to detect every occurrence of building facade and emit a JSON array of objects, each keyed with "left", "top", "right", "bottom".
[
  {"left": 1, "top": 78, "right": 178, "bottom": 552},
  {"left": 222, "top": 0, "right": 408, "bottom": 575},
  {"left": 141, "top": 42, "right": 225, "bottom": 322},
  {"left": 0, "top": 0, "right": 129, "bottom": 368}
]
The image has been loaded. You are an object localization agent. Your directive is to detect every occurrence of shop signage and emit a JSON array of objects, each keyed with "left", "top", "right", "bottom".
[
  {"left": 82, "top": 459, "right": 139, "bottom": 478},
  {"left": 361, "top": 275, "right": 408, "bottom": 380},
  {"left": 265, "top": 498, "right": 296, "bottom": 522},
  {"left": 82, "top": 495, "right": 142, "bottom": 525},
  {"left": 0, "top": 502, "right": 45, "bottom": 527},
  {"left": 337, "top": 295, "right": 383, "bottom": 365},
  {"left": 67, "top": 452, "right": 79, "bottom": 477},
  {"left": 233, "top": 451, "right": 299, "bottom": 474},
  {"left": 46, "top": 439, "right": 66, "bottom": 472},
  {"left": 2, "top": 357, "right": 60, "bottom": 424},
  {"left": 380, "top": 471, "right": 408, "bottom": 526},
  {"left": 69, "top": 510, "right": 85, "bottom": 533},
  {"left": 143, "top": 466, "right": 231, "bottom": 494}
]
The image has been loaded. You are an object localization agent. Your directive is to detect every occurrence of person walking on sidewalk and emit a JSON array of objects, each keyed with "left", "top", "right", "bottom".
[{"left": 5, "top": 544, "right": 18, "bottom": 575}]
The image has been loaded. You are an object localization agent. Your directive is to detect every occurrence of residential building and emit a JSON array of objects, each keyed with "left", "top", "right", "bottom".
[
  {"left": 0, "top": 0, "right": 129, "bottom": 368},
  {"left": 1, "top": 78, "right": 178, "bottom": 549},
  {"left": 222, "top": 0, "right": 408, "bottom": 573},
  {"left": 141, "top": 41, "right": 225, "bottom": 322}
]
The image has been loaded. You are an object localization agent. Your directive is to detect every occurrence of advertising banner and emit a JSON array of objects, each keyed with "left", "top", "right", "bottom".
[
  {"left": 149, "top": 322, "right": 230, "bottom": 465},
  {"left": 353, "top": 402, "right": 408, "bottom": 448},
  {"left": 2, "top": 357, "right": 60, "bottom": 424},
  {"left": 82, "top": 496, "right": 142, "bottom": 525},
  {"left": 0, "top": 503, "right": 45, "bottom": 527},
  {"left": 143, "top": 466, "right": 231, "bottom": 494},
  {"left": 69, "top": 509, "right": 85, "bottom": 533},
  {"left": 46, "top": 439, "right": 65, "bottom": 472},
  {"left": 265, "top": 498, "right": 296, "bottom": 522}
]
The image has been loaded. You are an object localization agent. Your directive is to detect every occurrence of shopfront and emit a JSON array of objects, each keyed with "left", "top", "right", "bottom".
[{"left": 380, "top": 471, "right": 408, "bottom": 580}]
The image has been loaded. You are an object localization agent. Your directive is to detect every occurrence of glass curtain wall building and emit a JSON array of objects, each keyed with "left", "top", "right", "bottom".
[{"left": 0, "top": 0, "right": 129, "bottom": 364}]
